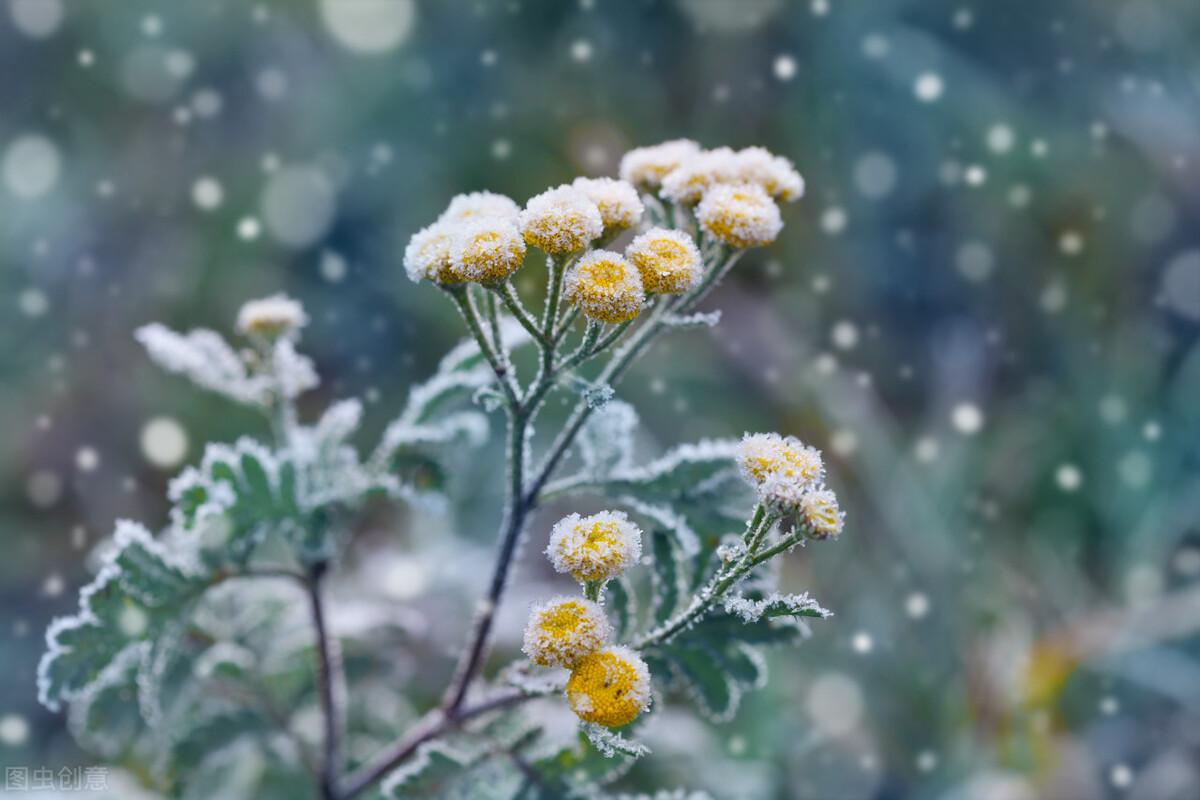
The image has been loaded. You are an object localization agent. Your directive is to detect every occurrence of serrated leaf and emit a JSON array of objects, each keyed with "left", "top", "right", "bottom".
[
  {"left": 665, "top": 646, "right": 736, "bottom": 722},
  {"left": 576, "top": 400, "right": 637, "bottom": 479},
  {"left": 171, "top": 708, "right": 273, "bottom": 770},
  {"left": 607, "top": 576, "right": 635, "bottom": 642},
  {"left": 722, "top": 591, "right": 832, "bottom": 623},
  {"left": 383, "top": 742, "right": 526, "bottom": 800}
]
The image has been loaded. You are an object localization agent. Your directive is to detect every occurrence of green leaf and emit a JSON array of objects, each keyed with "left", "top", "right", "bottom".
[
  {"left": 171, "top": 708, "right": 273, "bottom": 771},
  {"left": 665, "top": 646, "right": 736, "bottom": 722},
  {"left": 650, "top": 530, "right": 683, "bottom": 625},
  {"left": 606, "top": 576, "right": 636, "bottom": 641},
  {"left": 383, "top": 742, "right": 527, "bottom": 800}
]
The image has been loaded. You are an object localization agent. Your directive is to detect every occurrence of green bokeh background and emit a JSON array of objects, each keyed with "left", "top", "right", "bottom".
[{"left": 2, "top": 1, "right": 1199, "bottom": 798}]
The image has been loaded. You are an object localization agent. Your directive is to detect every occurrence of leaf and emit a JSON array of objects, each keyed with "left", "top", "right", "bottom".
[
  {"left": 136, "top": 324, "right": 267, "bottom": 405},
  {"left": 606, "top": 576, "right": 636, "bottom": 642},
  {"left": 576, "top": 400, "right": 637, "bottom": 479},
  {"left": 660, "top": 310, "right": 721, "bottom": 329},
  {"left": 665, "top": 646, "right": 737, "bottom": 722},
  {"left": 650, "top": 531, "right": 683, "bottom": 626},
  {"left": 722, "top": 591, "right": 832, "bottom": 623},
  {"left": 528, "top": 731, "right": 641, "bottom": 798},
  {"left": 38, "top": 522, "right": 202, "bottom": 712},
  {"left": 171, "top": 708, "right": 274, "bottom": 771},
  {"left": 382, "top": 741, "right": 527, "bottom": 800}
]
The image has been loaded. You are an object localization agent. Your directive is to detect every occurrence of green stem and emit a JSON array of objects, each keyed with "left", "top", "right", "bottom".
[
  {"left": 494, "top": 281, "right": 545, "bottom": 345},
  {"left": 445, "top": 286, "right": 520, "bottom": 406}
]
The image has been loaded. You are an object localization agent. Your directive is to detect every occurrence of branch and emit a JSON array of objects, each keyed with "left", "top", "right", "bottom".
[{"left": 305, "top": 563, "right": 345, "bottom": 800}]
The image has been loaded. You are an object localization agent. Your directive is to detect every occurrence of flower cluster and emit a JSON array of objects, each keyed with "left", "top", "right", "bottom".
[
  {"left": 525, "top": 510, "right": 651, "bottom": 728},
  {"left": 404, "top": 190, "right": 525, "bottom": 284},
  {"left": 236, "top": 294, "right": 308, "bottom": 339},
  {"left": 737, "top": 432, "right": 845, "bottom": 538}
]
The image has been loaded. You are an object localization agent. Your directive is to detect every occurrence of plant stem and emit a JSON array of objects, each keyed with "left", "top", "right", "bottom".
[
  {"left": 445, "top": 286, "right": 519, "bottom": 405},
  {"left": 339, "top": 688, "right": 548, "bottom": 800},
  {"left": 305, "top": 562, "right": 344, "bottom": 800},
  {"left": 494, "top": 281, "right": 546, "bottom": 345}
]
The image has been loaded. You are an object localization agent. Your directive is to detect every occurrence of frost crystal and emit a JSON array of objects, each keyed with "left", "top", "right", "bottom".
[
  {"left": 519, "top": 185, "right": 604, "bottom": 254},
  {"left": 572, "top": 176, "right": 644, "bottom": 232},
  {"left": 695, "top": 183, "right": 783, "bottom": 249},
  {"left": 563, "top": 250, "right": 646, "bottom": 324},
  {"left": 547, "top": 511, "right": 643, "bottom": 583},
  {"left": 625, "top": 227, "right": 703, "bottom": 295},
  {"left": 235, "top": 293, "right": 308, "bottom": 338},
  {"left": 722, "top": 591, "right": 832, "bottom": 623},
  {"left": 619, "top": 138, "right": 701, "bottom": 189}
]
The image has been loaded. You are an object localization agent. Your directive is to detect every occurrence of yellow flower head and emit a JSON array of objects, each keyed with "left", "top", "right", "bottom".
[
  {"left": 439, "top": 190, "right": 521, "bottom": 224},
  {"left": 799, "top": 488, "right": 845, "bottom": 539},
  {"left": 563, "top": 251, "right": 646, "bottom": 324},
  {"left": 624, "top": 227, "right": 703, "bottom": 295},
  {"left": 571, "top": 177, "right": 644, "bottom": 233},
  {"left": 451, "top": 217, "right": 526, "bottom": 283},
  {"left": 737, "top": 432, "right": 824, "bottom": 487},
  {"left": 660, "top": 147, "right": 737, "bottom": 205},
  {"left": 547, "top": 510, "right": 642, "bottom": 583},
  {"left": 403, "top": 222, "right": 464, "bottom": 284},
  {"left": 696, "top": 183, "right": 783, "bottom": 249},
  {"left": 731, "top": 147, "right": 805, "bottom": 202},
  {"left": 618, "top": 139, "right": 701, "bottom": 189},
  {"left": 519, "top": 186, "right": 604, "bottom": 254},
  {"left": 522, "top": 596, "right": 611, "bottom": 669},
  {"left": 566, "top": 646, "right": 651, "bottom": 728},
  {"left": 236, "top": 294, "right": 308, "bottom": 339}
]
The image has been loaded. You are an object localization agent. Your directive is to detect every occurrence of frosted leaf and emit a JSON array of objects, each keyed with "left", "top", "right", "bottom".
[
  {"left": 722, "top": 591, "right": 832, "bottom": 623},
  {"left": 583, "top": 382, "right": 615, "bottom": 409},
  {"left": 376, "top": 412, "right": 488, "bottom": 461},
  {"left": 661, "top": 310, "right": 721, "bottom": 329},
  {"left": 612, "top": 791, "right": 714, "bottom": 800},
  {"left": 437, "top": 316, "right": 532, "bottom": 374},
  {"left": 581, "top": 722, "right": 650, "bottom": 760},
  {"left": 270, "top": 337, "right": 319, "bottom": 399},
  {"left": 578, "top": 399, "right": 638, "bottom": 479},
  {"left": 136, "top": 324, "right": 267, "bottom": 405}
]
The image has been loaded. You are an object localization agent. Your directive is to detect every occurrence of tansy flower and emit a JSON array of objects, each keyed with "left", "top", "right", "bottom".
[
  {"left": 439, "top": 190, "right": 521, "bottom": 224},
  {"left": 572, "top": 177, "right": 644, "bottom": 233},
  {"left": 566, "top": 646, "right": 651, "bottom": 728},
  {"left": 547, "top": 510, "right": 642, "bottom": 583},
  {"left": 731, "top": 147, "right": 805, "bottom": 202},
  {"left": 625, "top": 227, "right": 703, "bottom": 295},
  {"left": 619, "top": 139, "right": 701, "bottom": 190},
  {"left": 737, "top": 433, "right": 824, "bottom": 487},
  {"left": 236, "top": 294, "right": 308, "bottom": 339},
  {"left": 563, "top": 251, "right": 646, "bottom": 324},
  {"left": 695, "top": 183, "right": 783, "bottom": 249},
  {"left": 798, "top": 488, "right": 845, "bottom": 539},
  {"left": 404, "top": 222, "right": 464, "bottom": 284},
  {"left": 660, "top": 147, "right": 738, "bottom": 205},
  {"left": 522, "top": 597, "right": 611, "bottom": 669},
  {"left": 451, "top": 217, "right": 526, "bottom": 283},
  {"left": 519, "top": 186, "right": 604, "bottom": 254}
]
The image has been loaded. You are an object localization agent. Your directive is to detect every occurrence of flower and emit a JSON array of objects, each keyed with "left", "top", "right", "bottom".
[
  {"left": 731, "top": 147, "right": 805, "bottom": 202},
  {"left": 439, "top": 190, "right": 521, "bottom": 224},
  {"left": 572, "top": 177, "right": 644, "bottom": 233},
  {"left": 547, "top": 510, "right": 643, "bottom": 583},
  {"left": 798, "top": 487, "right": 845, "bottom": 539},
  {"left": 566, "top": 646, "right": 651, "bottom": 728},
  {"left": 660, "top": 147, "right": 738, "bottom": 204},
  {"left": 450, "top": 217, "right": 526, "bottom": 283},
  {"left": 737, "top": 433, "right": 824, "bottom": 487},
  {"left": 519, "top": 186, "right": 604, "bottom": 254},
  {"left": 403, "top": 222, "right": 463, "bottom": 284},
  {"left": 236, "top": 294, "right": 308, "bottom": 338},
  {"left": 625, "top": 227, "right": 703, "bottom": 295},
  {"left": 695, "top": 183, "right": 783, "bottom": 249},
  {"left": 619, "top": 139, "right": 701, "bottom": 189},
  {"left": 563, "top": 251, "right": 646, "bottom": 324},
  {"left": 522, "top": 597, "right": 611, "bottom": 668}
]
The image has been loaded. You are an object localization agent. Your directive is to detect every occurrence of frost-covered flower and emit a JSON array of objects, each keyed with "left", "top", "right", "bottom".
[
  {"left": 236, "top": 294, "right": 308, "bottom": 339},
  {"left": 660, "top": 147, "right": 738, "bottom": 204},
  {"left": 519, "top": 186, "right": 604, "bottom": 254},
  {"left": 403, "top": 222, "right": 464, "bottom": 284},
  {"left": 798, "top": 487, "right": 845, "bottom": 539},
  {"left": 619, "top": 138, "right": 701, "bottom": 189},
  {"left": 566, "top": 646, "right": 651, "bottom": 728},
  {"left": 737, "top": 433, "right": 824, "bottom": 487},
  {"left": 571, "top": 177, "right": 644, "bottom": 233},
  {"left": 450, "top": 217, "right": 526, "bottom": 283},
  {"left": 439, "top": 190, "right": 521, "bottom": 224},
  {"left": 522, "top": 596, "right": 611, "bottom": 668},
  {"left": 563, "top": 250, "right": 645, "bottom": 324},
  {"left": 547, "top": 510, "right": 643, "bottom": 583},
  {"left": 625, "top": 227, "right": 703, "bottom": 295},
  {"left": 695, "top": 183, "right": 783, "bottom": 249},
  {"left": 731, "top": 147, "right": 805, "bottom": 202}
]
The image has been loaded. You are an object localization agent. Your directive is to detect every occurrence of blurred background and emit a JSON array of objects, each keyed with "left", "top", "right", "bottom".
[{"left": 2, "top": 0, "right": 1199, "bottom": 798}]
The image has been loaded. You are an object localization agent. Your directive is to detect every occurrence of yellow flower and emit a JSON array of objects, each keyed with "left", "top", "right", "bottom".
[
  {"left": 572, "top": 177, "right": 644, "bottom": 233},
  {"left": 438, "top": 190, "right": 520, "bottom": 224},
  {"left": 618, "top": 139, "right": 701, "bottom": 189},
  {"left": 731, "top": 147, "right": 805, "bottom": 202},
  {"left": 236, "top": 294, "right": 308, "bottom": 338},
  {"left": 563, "top": 251, "right": 646, "bottom": 324},
  {"left": 546, "top": 510, "right": 642, "bottom": 583},
  {"left": 519, "top": 186, "right": 604, "bottom": 254},
  {"left": 451, "top": 217, "right": 526, "bottom": 283},
  {"left": 522, "top": 597, "right": 611, "bottom": 668},
  {"left": 799, "top": 488, "right": 845, "bottom": 539},
  {"left": 566, "top": 646, "right": 651, "bottom": 728},
  {"left": 737, "top": 432, "right": 824, "bottom": 487},
  {"left": 625, "top": 227, "right": 702, "bottom": 295},
  {"left": 659, "top": 147, "right": 737, "bottom": 205},
  {"left": 696, "top": 183, "right": 783, "bottom": 249},
  {"left": 403, "top": 222, "right": 464, "bottom": 284}
]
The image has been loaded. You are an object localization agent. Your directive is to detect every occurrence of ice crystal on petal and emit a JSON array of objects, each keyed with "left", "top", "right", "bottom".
[
  {"left": 519, "top": 185, "right": 604, "bottom": 254},
  {"left": 547, "top": 511, "right": 643, "bottom": 583},
  {"left": 572, "top": 176, "right": 644, "bottom": 233},
  {"left": 563, "top": 250, "right": 645, "bottom": 324},
  {"left": 695, "top": 183, "right": 783, "bottom": 249},
  {"left": 619, "top": 139, "right": 702, "bottom": 190}
]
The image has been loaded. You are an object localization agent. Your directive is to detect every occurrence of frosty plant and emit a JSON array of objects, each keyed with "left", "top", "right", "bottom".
[{"left": 39, "top": 141, "right": 844, "bottom": 799}]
